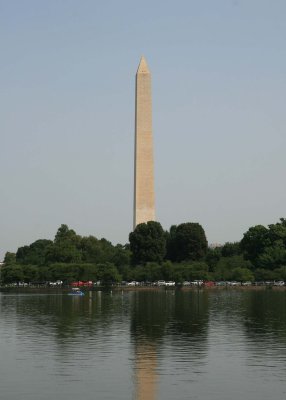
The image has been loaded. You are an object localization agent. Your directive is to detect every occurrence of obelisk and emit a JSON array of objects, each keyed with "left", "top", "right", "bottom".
[{"left": 134, "top": 56, "right": 155, "bottom": 229}]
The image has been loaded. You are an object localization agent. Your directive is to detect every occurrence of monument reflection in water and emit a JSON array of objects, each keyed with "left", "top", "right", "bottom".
[
  {"left": 0, "top": 289, "right": 286, "bottom": 400},
  {"left": 130, "top": 290, "right": 209, "bottom": 400}
]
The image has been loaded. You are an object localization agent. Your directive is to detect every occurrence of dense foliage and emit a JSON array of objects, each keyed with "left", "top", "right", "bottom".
[
  {"left": 1, "top": 218, "right": 286, "bottom": 285},
  {"left": 240, "top": 219, "right": 286, "bottom": 269},
  {"left": 166, "top": 223, "right": 208, "bottom": 262},
  {"left": 129, "top": 221, "right": 166, "bottom": 265}
]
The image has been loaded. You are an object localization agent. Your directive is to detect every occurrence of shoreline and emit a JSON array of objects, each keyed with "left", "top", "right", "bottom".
[{"left": 1, "top": 285, "right": 285, "bottom": 293}]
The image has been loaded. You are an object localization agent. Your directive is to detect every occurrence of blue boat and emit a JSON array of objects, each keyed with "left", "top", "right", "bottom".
[{"left": 68, "top": 288, "right": 85, "bottom": 296}]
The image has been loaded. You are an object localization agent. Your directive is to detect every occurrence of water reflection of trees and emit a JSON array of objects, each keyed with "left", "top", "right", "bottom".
[
  {"left": 130, "top": 290, "right": 209, "bottom": 343},
  {"left": 167, "top": 290, "right": 209, "bottom": 341},
  {"left": 242, "top": 290, "right": 286, "bottom": 341},
  {"left": 206, "top": 290, "right": 286, "bottom": 368},
  {"left": 1, "top": 289, "right": 210, "bottom": 347},
  {"left": 0, "top": 291, "right": 130, "bottom": 346},
  {"left": 230, "top": 290, "right": 286, "bottom": 377},
  {"left": 130, "top": 290, "right": 170, "bottom": 342}
]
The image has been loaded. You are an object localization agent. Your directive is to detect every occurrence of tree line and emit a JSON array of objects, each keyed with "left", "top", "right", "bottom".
[{"left": 1, "top": 218, "right": 286, "bottom": 285}]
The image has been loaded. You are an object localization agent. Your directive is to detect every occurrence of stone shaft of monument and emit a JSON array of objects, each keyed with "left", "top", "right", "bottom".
[{"left": 133, "top": 56, "right": 155, "bottom": 229}]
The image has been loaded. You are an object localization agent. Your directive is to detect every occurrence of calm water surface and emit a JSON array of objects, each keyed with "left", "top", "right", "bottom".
[{"left": 0, "top": 289, "right": 286, "bottom": 400}]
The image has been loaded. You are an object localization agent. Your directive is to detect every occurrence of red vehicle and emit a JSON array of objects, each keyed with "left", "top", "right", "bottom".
[
  {"left": 71, "top": 281, "right": 93, "bottom": 287},
  {"left": 204, "top": 281, "right": 215, "bottom": 287}
]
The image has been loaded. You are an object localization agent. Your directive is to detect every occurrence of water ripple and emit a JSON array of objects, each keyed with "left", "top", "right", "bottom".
[{"left": 0, "top": 289, "right": 286, "bottom": 400}]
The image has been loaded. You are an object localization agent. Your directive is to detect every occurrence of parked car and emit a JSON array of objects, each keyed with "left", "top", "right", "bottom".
[
  {"left": 191, "top": 280, "right": 203, "bottom": 286},
  {"left": 165, "top": 281, "right": 175, "bottom": 287},
  {"left": 227, "top": 281, "right": 240, "bottom": 286},
  {"left": 216, "top": 281, "right": 227, "bottom": 286},
  {"left": 49, "top": 281, "right": 62, "bottom": 287},
  {"left": 127, "top": 281, "right": 139, "bottom": 286},
  {"left": 274, "top": 281, "right": 285, "bottom": 286}
]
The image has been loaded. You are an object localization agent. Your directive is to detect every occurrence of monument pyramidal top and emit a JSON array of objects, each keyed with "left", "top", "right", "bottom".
[{"left": 136, "top": 56, "right": 150, "bottom": 74}]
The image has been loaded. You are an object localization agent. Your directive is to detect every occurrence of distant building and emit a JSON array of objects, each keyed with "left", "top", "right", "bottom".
[{"left": 209, "top": 243, "right": 222, "bottom": 249}]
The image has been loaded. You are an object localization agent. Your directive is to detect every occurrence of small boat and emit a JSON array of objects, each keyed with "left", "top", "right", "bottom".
[{"left": 68, "top": 287, "right": 85, "bottom": 296}]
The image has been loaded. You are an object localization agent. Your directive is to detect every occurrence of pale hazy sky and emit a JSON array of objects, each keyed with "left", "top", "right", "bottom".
[{"left": 1, "top": 0, "right": 286, "bottom": 259}]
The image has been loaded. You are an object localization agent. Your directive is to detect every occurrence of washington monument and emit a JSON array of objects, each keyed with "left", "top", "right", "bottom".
[{"left": 133, "top": 56, "right": 155, "bottom": 229}]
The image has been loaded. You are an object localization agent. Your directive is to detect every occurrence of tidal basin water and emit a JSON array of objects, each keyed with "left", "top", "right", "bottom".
[{"left": 0, "top": 289, "right": 286, "bottom": 400}]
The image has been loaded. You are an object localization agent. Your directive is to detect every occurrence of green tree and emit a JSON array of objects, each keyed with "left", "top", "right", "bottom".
[
  {"left": 3, "top": 252, "right": 16, "bottom": 265},
  {"left": 81, "top": 235, "right": 100, "bottom": 263},
  {"left": 273, "top": 266, "right": 286, "bottom": 280},
  {"left": 1, "top": 265, "right": 24, "bottom": 284},
  {"left": 214, "top": 255, "right": 252, "bottom": 281},
  {"left": 268, "top": 218, "right": 286, "bottom": 246},
  {"left": 38, "top": 266, "right": 52, "bottom": 282},
  {"left": 166, "top": 225, "right": 178, "bottom": 261},
  {"left": 96, "top": 263, "right": 121, "bottom": 285},
  {"left": 254, "top": 268, "right": 277, "bottom": 281},
  {"left": 221, "top": 242, "right": 241, "bottom": 257},
  {"left": 48, "top": 263, "right": 81, "bottom": 283},
  {"left": 143, "top": 262, "right": 162, "bottom": 282},
  {"left": 54, "top": 224, "right": 80, "bottom": 244},
  {"left": 111, "top": 244, "right": 131, "bottom": 267},
  {"left": 240, "top": 219, "right": 286, "bottom": 269},
  {"left": 47, "top": 224, "right": 82, "bottom": 263},
  {"left": 97, "top": 238, "right": 116, "bottom": 263},
  {"left": 256, "top": 241, "right": 286, "bottom": 270},
  {"left": 240, "top": 225, "right": 270, "bottom": 265},
  {"left": 205, "top": 247, "right": 222, "bottom": 272},
  {"left": 161, "top": 261, "right": 175, "bottom": 281},
  {"left": 80, "top": 236, "right": 122, "bottom": 264},
  {"left": 180, "top": 261, "right": 210, "bottom": 281},
  {"left": 16, "top": 239, "right": 53, "bottom": 265},
  {"left": 129, "top": 221, "right": 166, "bottom": 265},
  {"left": 23, "top": 265, "right": 39, "bottom": 283},
  {"left": 230, "top": 267, "right": 254, "bottom": 282},
  {"left": 166, "top": 223, "right": 208, "bottom": 262}
]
